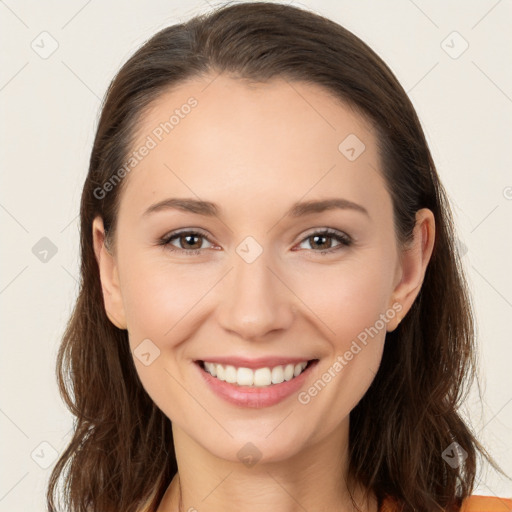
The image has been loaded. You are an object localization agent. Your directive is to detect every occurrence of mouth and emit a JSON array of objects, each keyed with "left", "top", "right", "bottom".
[
  {"left": 194, "top": 359, "right": 319, "bottom": 387},
  {"left": 194, "top": 357, "right": 320, "bottom": 408}
]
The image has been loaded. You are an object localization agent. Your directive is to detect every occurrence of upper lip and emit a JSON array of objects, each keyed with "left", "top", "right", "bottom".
[{"left": 196, "top": 356, "right": 317, "bottom": 369}]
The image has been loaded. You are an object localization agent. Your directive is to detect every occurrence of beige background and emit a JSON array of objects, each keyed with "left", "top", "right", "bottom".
[{"left": 1, "top": 0, "right": 511, "bottom": 509}]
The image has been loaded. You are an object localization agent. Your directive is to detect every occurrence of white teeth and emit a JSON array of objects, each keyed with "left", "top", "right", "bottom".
[
  {"left": 204, "top": 361, "right": 217, "bottom": 377},
  {"left": 224, "top": 365, "right": 237, "bottom": 384},
  {"left": 237, "top": 367, "right": 254, "bottom": 386},
  {"left": 202, "top": 361, "right": 309, "bottom": 387},
  {"left": 271, "top": 365, "right": 284, "bottom": 384},
  {"left": 284, "top": 363, "right": 295, "bottom": 381},
  {"left": 253, "top": 367, "right": 272, "bottom": 387}
]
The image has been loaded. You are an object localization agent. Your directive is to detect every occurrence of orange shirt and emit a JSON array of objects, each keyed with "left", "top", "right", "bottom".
[
  {"left": 381, "top": 495, "right": 512, "bottom": 511},
  {"left": 139, "top": 493, "right": 512, "bottom": 511}
]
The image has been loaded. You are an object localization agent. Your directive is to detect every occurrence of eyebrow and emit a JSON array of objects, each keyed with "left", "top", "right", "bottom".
[{"left": 142, "top": 197, "right": 370, "bottom": 219}]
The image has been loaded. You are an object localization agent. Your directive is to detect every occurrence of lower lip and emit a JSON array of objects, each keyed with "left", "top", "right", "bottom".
[{"left": 195, "top": 360, "right": 319, "bottom": 408}]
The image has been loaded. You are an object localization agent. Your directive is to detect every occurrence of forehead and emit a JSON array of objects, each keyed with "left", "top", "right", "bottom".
[{"left": 118, "top": 74, "right": 388, "bottom": 223}]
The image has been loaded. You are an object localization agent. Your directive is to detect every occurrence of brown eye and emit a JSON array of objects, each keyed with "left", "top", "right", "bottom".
[
  {"left": 175, "top": 233, "right": 203, "bottom": 250},
  {"left": 307, "top": 233, "right": 332, "bottom": 250},
  {"left": 159, "top": 230, "right": 214, "bottom": 255},
  {"left": 296, "top": 229, "right": 352, "bottom": 253}
]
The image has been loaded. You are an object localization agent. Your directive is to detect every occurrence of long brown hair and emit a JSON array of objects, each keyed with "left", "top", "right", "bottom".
[{"left": 46, "top": 2, "right": 508, "bottom": 511}]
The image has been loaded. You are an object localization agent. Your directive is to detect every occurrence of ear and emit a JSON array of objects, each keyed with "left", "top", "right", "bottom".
[
  {"left": 387, "top": 208, "right": 435, "bottom": 332},
  {"left": 92, "top": 216, "right": 127, "bottom": 330}
]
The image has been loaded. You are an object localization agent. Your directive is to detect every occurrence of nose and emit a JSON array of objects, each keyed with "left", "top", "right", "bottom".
[{"left": 216, "top": 247, "right": 295, "bottom": 341}]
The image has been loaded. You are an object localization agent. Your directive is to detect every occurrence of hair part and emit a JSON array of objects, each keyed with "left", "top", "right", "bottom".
[{"left": 47, "top": 2, "right": 508, "bottom": 511}]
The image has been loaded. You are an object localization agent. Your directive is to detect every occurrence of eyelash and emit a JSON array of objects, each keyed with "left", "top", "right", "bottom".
[{"left": 157, "top": 228, "right": 352, "bottom": 256}]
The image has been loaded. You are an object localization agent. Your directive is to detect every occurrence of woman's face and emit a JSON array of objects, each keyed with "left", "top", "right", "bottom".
[{"left": 93, "top": 74, "right": 432, "bottom": 464}]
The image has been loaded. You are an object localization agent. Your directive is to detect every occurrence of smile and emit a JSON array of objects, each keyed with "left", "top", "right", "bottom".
[
  {"left": 194, "top": 358, "right": 320, "bottom": 408},
  {"left": 199, "top": 360, "right": 313, "bottom": 387}
]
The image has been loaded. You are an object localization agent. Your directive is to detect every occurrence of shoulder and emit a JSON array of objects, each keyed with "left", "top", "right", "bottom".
[
  {"left": 460, "top": 495, "right": 512, "bottom": 511},
  {"left": 381, "top": 495, "right": 512, "bottom": 511}
]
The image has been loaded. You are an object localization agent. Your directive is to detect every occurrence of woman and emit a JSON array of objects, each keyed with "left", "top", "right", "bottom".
[{"left": 46, "top": 2, "right": 511, "bottom": 511}]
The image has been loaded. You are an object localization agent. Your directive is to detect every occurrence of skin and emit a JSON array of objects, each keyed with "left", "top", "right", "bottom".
[{"left": 92, "top": 74, "right": 435, "bottom": 512}]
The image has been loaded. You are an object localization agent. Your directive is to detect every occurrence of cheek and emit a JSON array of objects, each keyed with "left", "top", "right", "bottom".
[
  {"left": 292, "top": 259, "right": 391, "bottom": 409},
  {"left": 118, "top": 258, "right": 205, "bottom": 418},
  {"left": 119, "top": 254, "right": 212, "bottom": 346},
  {"left": 296, "top": 258, "right": 390, "bottom": 384},
  {"left": 293, "top": 257, "right": 392, "bottom": 346}
]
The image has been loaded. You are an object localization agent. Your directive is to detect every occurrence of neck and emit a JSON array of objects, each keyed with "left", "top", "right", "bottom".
[{"left": 157, "top": 418, "right": 378, "bottom": 512}]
